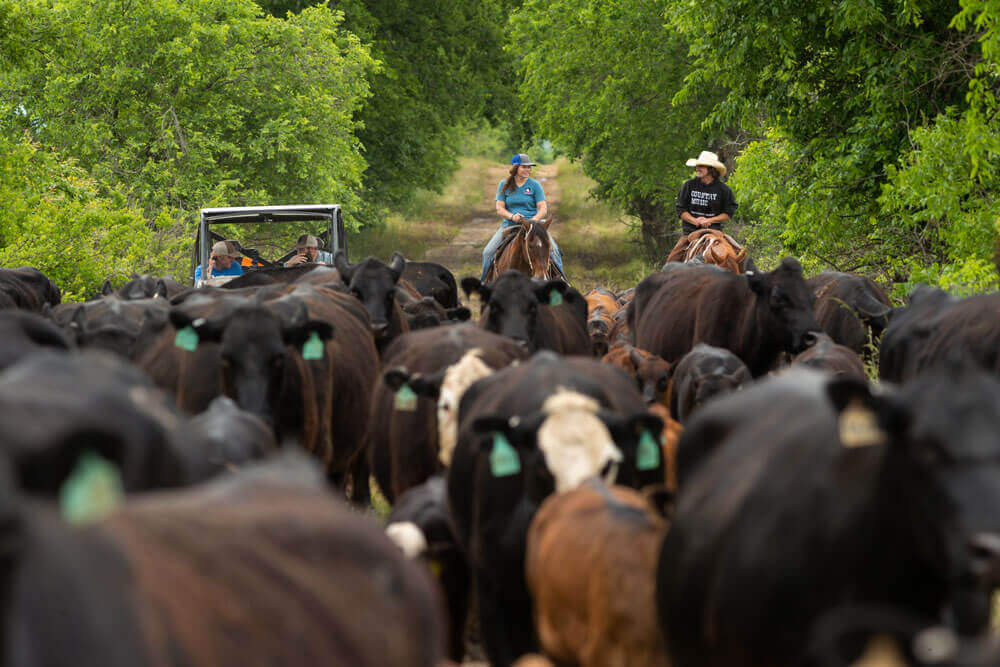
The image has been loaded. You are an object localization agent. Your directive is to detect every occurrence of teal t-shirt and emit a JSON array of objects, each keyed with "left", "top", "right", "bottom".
[{"left": 496, "top": 178, "right": 546, "bottom": 220}]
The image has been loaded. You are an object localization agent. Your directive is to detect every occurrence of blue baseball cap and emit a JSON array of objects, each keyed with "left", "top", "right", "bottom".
[{"left": 511, "top": 153, "right": 537, "bottom": 166}]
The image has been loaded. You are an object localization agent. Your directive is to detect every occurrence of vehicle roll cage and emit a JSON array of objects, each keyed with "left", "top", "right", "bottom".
[{"left": 193, "top": 205, "right": 347, "bottom": 284}]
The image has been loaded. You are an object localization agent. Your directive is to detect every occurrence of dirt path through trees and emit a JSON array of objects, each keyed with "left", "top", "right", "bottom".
[{"left": 421, "top": 162, "right": 562, "bottom": 277}]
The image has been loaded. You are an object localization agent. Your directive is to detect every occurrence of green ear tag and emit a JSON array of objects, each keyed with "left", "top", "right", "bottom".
[
  {"left": 59, "top": 451, "right": 124, "bottom": 524},
  {"left": 637, "top": 429, "right": 661, "bottom": 471},
  {"left": 174, "top": 325, "right": 199, "bottom": 352},
  {"left": 549, "top": 290, "right": 563, "bottom": 306},
  {"left": 302, "top": 331, "right": 324, "bottom": 360},
  {"left": 489, "top": 433, "right": 521, "bottom": 477},
  {"left": 394, "top": 384, "right": 418, "bottom": 411}
]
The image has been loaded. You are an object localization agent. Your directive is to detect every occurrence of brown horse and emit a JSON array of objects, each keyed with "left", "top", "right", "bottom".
[
  {"left": 485, "top": 219, "right": 562, "bottom": 283},
  {"left": 665, "top": 228, "right": 748, "bottom": 274}
]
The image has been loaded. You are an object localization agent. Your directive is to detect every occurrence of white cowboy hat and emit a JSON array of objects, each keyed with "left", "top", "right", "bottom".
[{"left": 685, "top": 151, "right": 727, "bottom": 178}]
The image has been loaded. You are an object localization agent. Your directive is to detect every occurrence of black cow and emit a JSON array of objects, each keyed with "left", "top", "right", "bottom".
[
  {"left": 401, "top": 296, "right": 471, "bottom": 330},
  {"left": 402, "top": 260, "right": 459, "bottom": 308},
  {"left": 173, "top": 396, "right": 277, "bottom": 482},
  {"left": 658, "top": 366, "right": 1000, "bottom": 667},
  {"left": 50, "top": 297, "right": 169, "bottom": 360},
  {"left": 0, "top": 311, "right": 73, "bottom": 372},
  {"left": 369, "top": 324, "right": 528, "bottom": 503},
  {"left": 808, "top": 271, "right": 892, "bottom": 355},
  {"left": 386, "top": 475, "right": 470, "bottom": 662},
  {"left": 447, "top": 353, "right": 665, "bottom": 666},
  {"left": 0, "top": 351, "right": 190, "bottom": 494},
  {"left": 669, "top": 343, "right": 752, "bottom": 423},
  {"left": 0, "top": 454, "right": 447, "bottom": 667},
  {"left": 632, "top": 258, "right": 820, "bottom": 377},
  {"left": 101, "top": 274, "right": 187, "bottom": 300},
  {"left": 136, "top": 286, "right": 378, "bottom": 499},
  {"left": 461, "top": 271, "right": 590, "bottom": 355},
  {"left": 0, "top": 267, "right": 61, "bottom": 311},
  {"left": 878, "top": 285, "right": 957, "bottom": 382},
  {"left": 879, "top": 287, "right": 1000, "bottom": 382},
  {"left": 334, "top": 250, "right": 411, "bottom": 353}
]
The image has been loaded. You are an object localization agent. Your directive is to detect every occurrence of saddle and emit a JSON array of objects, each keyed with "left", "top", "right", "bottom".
[{"left": 666, "top": 229, "right": 747, "bottom": 273}]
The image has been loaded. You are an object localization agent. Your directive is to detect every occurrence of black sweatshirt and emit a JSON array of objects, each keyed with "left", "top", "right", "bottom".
[{"left": 676, "top": 177, "right": 738, "bottom": 235}]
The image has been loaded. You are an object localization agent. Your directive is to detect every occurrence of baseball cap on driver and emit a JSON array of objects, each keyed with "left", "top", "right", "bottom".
[{"left": 511, "top": 153, "right": 537, "bottom": 167}]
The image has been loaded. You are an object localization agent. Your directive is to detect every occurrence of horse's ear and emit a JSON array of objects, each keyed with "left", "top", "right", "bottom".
[{"left": 541, "top": 217, "right": 553, "bottom": 230}]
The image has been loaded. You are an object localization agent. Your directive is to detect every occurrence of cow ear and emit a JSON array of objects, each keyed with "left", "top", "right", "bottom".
[
  {"left": 388, "top": 252, "right": 406, "bottom": 281},
  {"left": 628, "top": 346, "right": 645, "bottom": 369},
  {"left": 471, "top": 415, "right": 515, "bottom": 446},
  {"left": 461, "top": 277, "right": 490, "bottom": 302},
  {"left": 827, "top": 377, "right": 906, "bottom": 446},
  {"left": 383, "top": 367, "right": 412, "bottom": 392},
  {"left": 101, "top": 279, "right": 114, "bottom": 297},
  {"left": 446, "top": 306, "right": 471, "bottom": 322},
  {"left": 746, "top": 271, "right": 767, "bottom": 295},
  {"left": 333, "top": 250, "right": 354, "bottom": 283},
  {"left": 534, "top": 280, "right": 568, "bottom": 305},
  {"left": 153, "top": 279, "right": 168, "bottom": 300},
  {"left": 282, "top": 319, "right": 334, "bottom": 348},
  {"left": 169, "top": 308, "right": 225, "bottom": 343}
]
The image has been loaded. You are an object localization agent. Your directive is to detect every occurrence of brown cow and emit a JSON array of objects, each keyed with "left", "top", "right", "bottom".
[
  {"left": 601, "top": 344, "right": 673, "bottom": 407},
  {"left": 368, "top": 323, "right": 528, "bottom": 503},
  {"left": 585, "top": 287, "right": 619, "bottom": 357},
  {"left": 632, "top": 258, "right": 820, "bottom": 377},
  {"left": 791, "top": 331, "right": 867, "bottom": 379},
  {"left": 1, "top": 455, "right": 447, "bottom": 666},
  {"left": 526, "top": 480, "right": 669, "bottom": 667},
  {"left": 648, "top": 403, "right": 682, "bottom": 492}
]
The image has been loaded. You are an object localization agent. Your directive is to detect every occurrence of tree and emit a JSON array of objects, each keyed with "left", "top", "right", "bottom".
[
  {"left": 0, "top": 133, "right": 173, "bottom": 300},
  {"left": 508, "top": 0, "right": 726, "bottom": 258},
  {"left": 1, "top": 0, "right": 377, "bottom": 225},
  {"left": 671, "top": 0, "right": 995, "bottom": 286}
]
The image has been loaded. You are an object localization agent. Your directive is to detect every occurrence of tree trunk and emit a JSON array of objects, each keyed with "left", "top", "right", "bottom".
[{"left": 628, "top": 196, "right": 676, "bottom": 263}]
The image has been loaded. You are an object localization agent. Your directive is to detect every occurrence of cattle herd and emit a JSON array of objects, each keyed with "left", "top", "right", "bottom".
[{"left": 0, "top": 251, "right": 998, "bottom": 667}]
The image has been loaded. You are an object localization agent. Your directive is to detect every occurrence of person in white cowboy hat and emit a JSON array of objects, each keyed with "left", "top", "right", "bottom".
[{"left": 676, "top": 150, "right": 738, "bottom": 236}]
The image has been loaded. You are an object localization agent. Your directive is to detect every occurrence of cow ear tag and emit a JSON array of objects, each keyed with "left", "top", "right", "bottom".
[
  {"left": 637, "top": 429, "right": 661, "bottom": 470},
  {"left": 839, "top": 400, "right": 887, "bottom": 448},
  {"left": 394, "top": 384, "right": 418, "bottom": 412},
  {"left": 549, "top": 290, "right": 563, "bottom": 306},
  {"left": 174, "top": 325, "right": 199, "bottom": 352},
  {"left": 302, "top": 331, "right": 324, "bottom": 360},
  {"left": 490, "top": 432, "right": 521, "bottom": 477},
  {"left": 60, "top": 451, "right": 124, "bottom": 524}
]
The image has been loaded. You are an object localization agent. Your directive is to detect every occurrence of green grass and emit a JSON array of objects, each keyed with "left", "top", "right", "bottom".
[{"left": 553, "top": 158, "right": 656, "bottom": 294}]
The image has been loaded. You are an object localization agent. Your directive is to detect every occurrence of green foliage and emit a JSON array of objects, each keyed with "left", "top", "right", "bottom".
[
  {"left": 323, "top": 0, "right": 514, "bottom": 218},
  {"left": 0, "top": 134, "right": 176, "bottom": 300},
  {"left": 508, "top": 0, "right": 724, "bottom": 257},
  {"left": 2, "top": 0, "right": 377, "bottom": 224}
]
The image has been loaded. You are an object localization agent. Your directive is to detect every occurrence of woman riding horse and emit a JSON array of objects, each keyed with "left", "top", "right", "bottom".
[{"left": 481, "top": 153, "right": 564, "bottom": 282}]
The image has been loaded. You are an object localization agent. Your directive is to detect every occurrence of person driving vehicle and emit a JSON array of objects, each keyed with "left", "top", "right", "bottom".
[
  {"left": 284, "top": 234, "right": 334, "bottom": 267},
  {"left": 194, "top": 241, "right": 244, "bottom": 283}
]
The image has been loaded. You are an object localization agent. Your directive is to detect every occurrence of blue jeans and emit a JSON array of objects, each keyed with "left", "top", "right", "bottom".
[{"left": 480, "top": 221, "right": 564, "bottom": 281}]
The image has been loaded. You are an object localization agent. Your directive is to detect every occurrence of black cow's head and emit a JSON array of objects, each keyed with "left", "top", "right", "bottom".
[
  {"left": 169, "top": 299, "right": 333, "bottom": 421},
  {"left": 747, "top": 257, "right": 820, "bottom": 354},
  {"left": 828, "top": 367, "right": 1000, "bottom": 633},
  {"left": 598, "top": 410, "right": 666, "bottom": 490},
  {"left": 462, "top": 272, "right": 568, "bottom": 347},
  {"left": 470, "top": 412, "right": 554, "bottom": 504},
  {"left": 334, "top": 250, "right": 404, "bottom": 341}
]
